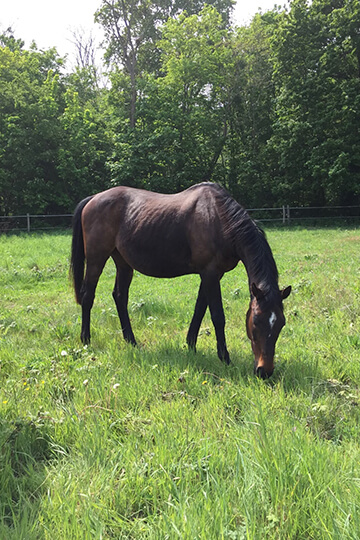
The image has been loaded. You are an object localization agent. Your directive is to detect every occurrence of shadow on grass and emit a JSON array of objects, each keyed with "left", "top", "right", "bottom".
[
  {"left": 135, "top": 338, "right": 327, "bottom": 395},
  {"left": 114, "top": 336, "right": 256, "bottom": 383},
  {"left": 87, "top": 317, "right": 325, "bottom": 396}
]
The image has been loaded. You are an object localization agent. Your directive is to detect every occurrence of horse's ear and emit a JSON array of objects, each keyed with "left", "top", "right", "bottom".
[
  {"left": 251, "top": 283, "right": 264, "bottom": 300},
  {"left": 281, "top": 286, "right": 291, "bottom": 300}
]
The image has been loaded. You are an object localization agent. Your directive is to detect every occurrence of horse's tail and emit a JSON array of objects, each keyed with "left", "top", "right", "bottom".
[{"left": 70, "top": 196, "right": 94, "bottom": 304}]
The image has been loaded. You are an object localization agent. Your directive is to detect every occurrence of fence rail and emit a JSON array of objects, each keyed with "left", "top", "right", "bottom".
[
  {"left": 0, "top": 213, "right": 73, "bottom": 233},
  {"left": 0, "top": 206, "right": 359, "bottom": 233},
  {"left": 248, "top": 205, "right": 360, "bottom": 225}
]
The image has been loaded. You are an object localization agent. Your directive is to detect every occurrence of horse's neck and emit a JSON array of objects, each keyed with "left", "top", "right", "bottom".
[{"left": 237, "top": 237, "right": 279, "bottom": 296}]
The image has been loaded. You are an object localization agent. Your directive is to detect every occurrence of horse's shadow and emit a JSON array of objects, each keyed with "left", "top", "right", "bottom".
[
  {"left": 92, "top": 309, "right": 321, "bottom": 394},
  {"left": 123, "top": 335, "right": 324, "bottom": 396}
]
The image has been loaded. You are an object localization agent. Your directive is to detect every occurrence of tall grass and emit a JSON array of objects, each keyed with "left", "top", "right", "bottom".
[{"left": 0, "top": 228, "right": 359, "bottom": 538}]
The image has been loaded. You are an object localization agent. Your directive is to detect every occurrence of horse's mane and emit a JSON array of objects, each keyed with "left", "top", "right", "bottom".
[{"left": 205, "top": 183, "right": 280, "bottom": 302}]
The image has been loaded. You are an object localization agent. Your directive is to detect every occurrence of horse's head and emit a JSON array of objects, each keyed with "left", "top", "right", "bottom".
[{"left": 246, "top": 283, "right": 291, "bottom": 379}]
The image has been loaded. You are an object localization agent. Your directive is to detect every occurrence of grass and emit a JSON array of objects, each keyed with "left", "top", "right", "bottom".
[{"left": 0, "top": 227, "right": 360, "bottom": 539}]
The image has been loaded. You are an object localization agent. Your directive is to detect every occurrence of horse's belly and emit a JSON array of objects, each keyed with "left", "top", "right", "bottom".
[
  {"left": 130, "top": 257, "right": 194, "bottom": 278},
  {"left": 136, "top": 264, "right": 193, "bottom": 279},
  {"left": 123, "top": 239, "right": 195, "bottom": 278}
]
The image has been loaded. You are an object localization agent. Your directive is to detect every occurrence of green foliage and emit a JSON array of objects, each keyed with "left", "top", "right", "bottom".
[
  {"left": 269, "top": 0, "right": 360, "bottom": 205},
  {"left": 226, "top": 11, "right": 279, "bottom": 207},
  {"left": 108, "top": 6, "right": 237, "bottom": 191},
  {"left": 1, "top": 0, "right": 360, "bottom": 212},
  {"left": 0, "top": 43, "right": 110, "bottom": 215},
  {"left": 57, "top": 80, "right": 112, "bottom": 205},
  {"left": 1, "top": 228, "right": 360, "bottom": 537},
  {"left": 101, "top": 0, "right": 360, "bottom": 206},
  {"left": 0, "top": 46, "right": 61, "bottom": 213}
]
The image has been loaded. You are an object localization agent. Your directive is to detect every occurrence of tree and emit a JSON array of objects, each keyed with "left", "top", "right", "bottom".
[
  {"left": 0, "top": 28, "right": 25, "bottom": 51},
  {"left": 106, "top": 6, "right": 237, "bottom": 192},
  {"left": 157, "top": 6, "right": 235, "bottom": 185},
  {"left": 269, "top": 0, "right": 360, "bottom": 205},
  {"left": 70, "top": 28, "right": 98, "bottom": 70},
  {"left": 57, "top": 79, "right": 112, "bottom": 207},
  {"left": 0, "top": 44, "right": 64, "bottom": 213},
  {"left": 0, "top": 39, "right": 111, "bottom": 214},
  {"left": 224, "top": 10, "right": 280, "bottom": 207},
  {"left": 95, "top": 0, "right": 235, "bottom": 129}
]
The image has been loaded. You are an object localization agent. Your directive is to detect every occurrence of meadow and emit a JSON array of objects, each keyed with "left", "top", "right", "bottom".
[{"left": 0, "top": 227, "right": 359, "bottom": 539}]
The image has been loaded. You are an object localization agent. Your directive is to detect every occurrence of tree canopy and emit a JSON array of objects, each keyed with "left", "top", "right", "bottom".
[{"left": 1, "top": 0, "right": 359, "bottom": 215}]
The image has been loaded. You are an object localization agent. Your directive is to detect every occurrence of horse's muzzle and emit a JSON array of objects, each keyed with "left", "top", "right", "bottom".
[{"left": 255, "top": 365, "right": 274, "bottom": 379}]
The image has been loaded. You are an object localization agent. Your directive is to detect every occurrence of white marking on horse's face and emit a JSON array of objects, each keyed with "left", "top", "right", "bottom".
[{"left": 269, "top": 311, "right": 277, "bottom": 330}]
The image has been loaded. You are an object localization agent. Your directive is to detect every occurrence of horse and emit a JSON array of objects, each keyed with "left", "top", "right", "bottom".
[{"left": 70, "top": 182, "right": 291, "bottom": 378}]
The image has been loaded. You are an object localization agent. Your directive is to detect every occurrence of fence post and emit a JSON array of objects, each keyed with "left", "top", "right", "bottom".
[
  {"left": 27, "top": 213, "right": 30, "bottom": 233},
  {"left": 282, "top": 205, "right": 286, "bottom": 225},
  {"left": 287, "top": 205, "right": 290, "bottom": 225}
]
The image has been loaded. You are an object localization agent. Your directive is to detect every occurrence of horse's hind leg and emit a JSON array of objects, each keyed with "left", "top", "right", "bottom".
[
  {"left": 81, "top": 259, "right": 107, "bottom": 344},
  {"left": 112, "top": 252, "right": 136, "bottom": 345},
  {"left": 81, "top": 282, "right": 96, "bottom": 344},
  {"left": 187, "top": 282, "right": 208, "bottom": 352}
]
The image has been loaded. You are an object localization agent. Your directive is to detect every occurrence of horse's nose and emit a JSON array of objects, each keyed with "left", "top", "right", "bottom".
[{"left": 255, "top": 366, "right": 273, "bottom": 379}]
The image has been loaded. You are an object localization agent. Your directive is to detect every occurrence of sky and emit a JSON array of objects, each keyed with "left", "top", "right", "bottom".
[{"left": 1, "top": 0, "right": 279, "bottom": 61}]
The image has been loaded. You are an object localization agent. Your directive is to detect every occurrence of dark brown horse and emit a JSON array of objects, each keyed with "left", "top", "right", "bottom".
[{"left": 70, "top": 182, "right": 291, "bottom": 378}]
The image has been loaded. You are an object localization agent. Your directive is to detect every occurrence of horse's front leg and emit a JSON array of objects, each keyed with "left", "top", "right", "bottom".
[
  {"left": 201, "top": 272, "right": 230, "bottom": 365},
  {"left": 187, "top": 282, "right": 208, "bottom": 352},
  {"left": 112, "top": 259, "right": 136, "bottom": 345}
]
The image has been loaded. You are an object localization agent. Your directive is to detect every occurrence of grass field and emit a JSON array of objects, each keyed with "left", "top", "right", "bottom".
[{"left": 0, "top": 227, "right": 360, "bottom": 539}]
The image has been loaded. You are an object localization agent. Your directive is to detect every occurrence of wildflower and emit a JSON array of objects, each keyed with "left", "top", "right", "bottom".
[
  {"left": 113, "top": 383, "right": 120, "bottom": 390},
  {"left": 3, "top": 400, "right": 8, "bottom": 404},
  {"left": 61, "top": 350, "right": 68, "bottom": 357},
  {"left": 202, "top": 380, "right": 208, "bottom": 385},
  {"left": 83, "top": 379, "right": 89, "bottom": 387}
]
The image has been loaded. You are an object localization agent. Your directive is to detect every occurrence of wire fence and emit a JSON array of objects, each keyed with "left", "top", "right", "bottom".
[
  {"left": 248, "top": 205, "right": 360, "bottom": 225},
  {"left": 0, "top": 214, "right": 73, "bottom": 233},
  {"left": 0, "top": 206, "right": 359, "bottom": 233}
]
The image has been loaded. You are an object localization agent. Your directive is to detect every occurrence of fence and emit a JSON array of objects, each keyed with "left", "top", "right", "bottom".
[
  {"left": 0, "top": 213, "right": 73, "bottom": 233},
  {"left": 247, "top": 205, "right": 360, "bottom": 225},
  {"left": 0, "top": 206, "right": 359, "bottom": 233}
]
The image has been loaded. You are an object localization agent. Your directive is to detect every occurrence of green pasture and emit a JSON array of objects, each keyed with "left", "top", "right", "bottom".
[{"left": 0, "top": 227, "right": 359, "bottom": 539}]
